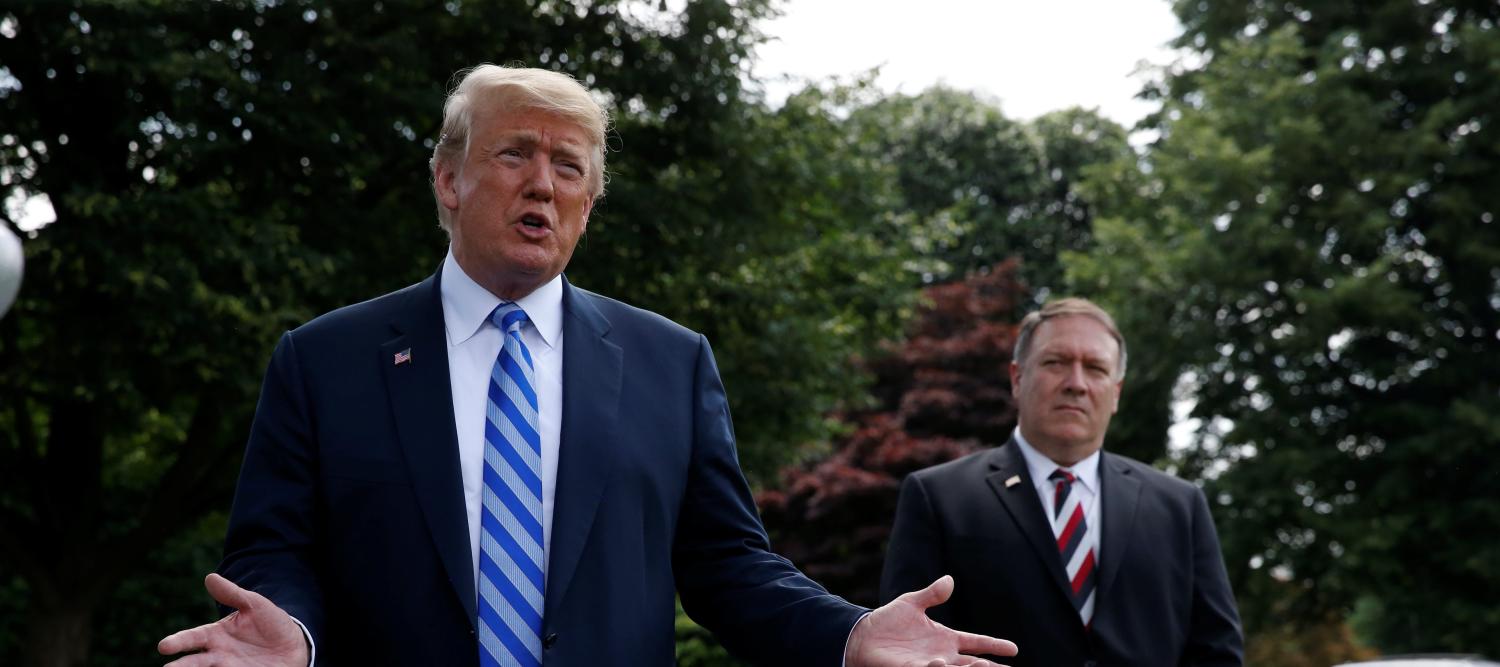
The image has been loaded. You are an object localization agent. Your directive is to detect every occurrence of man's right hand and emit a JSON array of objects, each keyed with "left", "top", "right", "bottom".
[
  {"left": 158, "top": 573, "right": 308, "bottom": 667},
  {"left": 847, "top": 575, "right": 1017, "bottom": 666}
]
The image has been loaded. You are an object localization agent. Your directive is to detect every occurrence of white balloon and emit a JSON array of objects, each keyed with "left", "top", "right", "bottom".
[{"left": 0, "top": 224, "right": 22, "bottom": 318}]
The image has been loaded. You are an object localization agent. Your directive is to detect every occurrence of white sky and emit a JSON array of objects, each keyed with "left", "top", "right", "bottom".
[{"left": 752, "top": 0, "right": 1184, "bottom": 128}]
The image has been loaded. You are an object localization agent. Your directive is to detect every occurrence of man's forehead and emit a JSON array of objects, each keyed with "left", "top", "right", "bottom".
[
  {"left": 482, "top": 114, "right": 589, "bottom": 147},
  {"left": 492, "top": 126, "right": 586, "bottom": 145},
  {"left": 1033, "top": 316, "right": 1120, "bottom": 354}
]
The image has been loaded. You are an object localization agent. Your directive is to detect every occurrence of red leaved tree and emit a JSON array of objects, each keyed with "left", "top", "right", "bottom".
[{"left": 758, "top": 260, "right": 1028, "bottom": 606}]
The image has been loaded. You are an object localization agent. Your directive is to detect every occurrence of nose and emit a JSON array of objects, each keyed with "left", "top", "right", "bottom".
[
  {"left": 522, "top": 157, "right": 555, "bottom": 202},
  {"left": 1061, "top": 362, "right": 1088, "bottom": 394}
]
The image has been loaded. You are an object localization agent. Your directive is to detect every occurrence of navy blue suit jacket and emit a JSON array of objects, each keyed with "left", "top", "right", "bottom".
[
  {"left": 880, "top": 440, "right": 1243, "bottom": 667},
  {"left": 220, "top": 269, "right": 865, "bottom": 665}
]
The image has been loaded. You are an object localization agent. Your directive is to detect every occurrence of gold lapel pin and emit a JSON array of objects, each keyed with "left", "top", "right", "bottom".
[{"left": 1004, "top": 475, "right": 1022, "bottom": 488}]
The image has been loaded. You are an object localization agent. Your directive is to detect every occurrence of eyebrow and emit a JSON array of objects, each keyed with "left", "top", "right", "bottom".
[
  {"left": 1038, "top": 349, "right": 1114, "bottom": 365},
  {"left": 551, "top": 143, "right": 588, "bottom": 164},
  {"left": 491, "top": 131, "right": 588, "bottom": 164}
]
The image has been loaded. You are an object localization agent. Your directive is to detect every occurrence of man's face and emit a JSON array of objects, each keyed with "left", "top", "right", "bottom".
[
  {"left": 1010, "top": 315, "right": 1123, "bottom": 464},
  {"left": 435, "top": 104, "right": 595, "bottom": 300}
]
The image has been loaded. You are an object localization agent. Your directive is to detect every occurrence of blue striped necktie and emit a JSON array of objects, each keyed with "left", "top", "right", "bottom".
[{"left": 478, "top": 303, "right": 545, "bottom": 667}]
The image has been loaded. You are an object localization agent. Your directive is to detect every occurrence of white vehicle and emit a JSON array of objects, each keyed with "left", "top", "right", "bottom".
[{"left": 1336, "top": 656, "right": 1500, "bottom": 667}]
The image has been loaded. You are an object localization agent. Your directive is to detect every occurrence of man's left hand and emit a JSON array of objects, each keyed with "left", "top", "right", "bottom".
[{"left": 846, "top": 575, "right": 1017, "bottom": 667}]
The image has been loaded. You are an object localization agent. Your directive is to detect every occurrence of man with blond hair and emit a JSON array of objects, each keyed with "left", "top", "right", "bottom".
[
  {"left": 881, "top": 298, "right": 1244, "bottom": 666},
  {"left": 159, "top": 65, "right": 1016, "bottom": 667}
]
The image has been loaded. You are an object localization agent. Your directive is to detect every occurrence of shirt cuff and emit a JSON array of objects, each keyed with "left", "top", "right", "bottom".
[
  {"left": 287, "top": 614, "right": 316, "bottom": 667},
  {"left": 842, "top": 611, "right": 873, "bottom": 667}
]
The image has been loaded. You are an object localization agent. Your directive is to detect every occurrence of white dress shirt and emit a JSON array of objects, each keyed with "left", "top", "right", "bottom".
[
  {"left": 1013, "top": 427, "right": 1102, "bottom": 563},
  {"left": 440, "top": 250, "right": 565, "bottom": 594}
]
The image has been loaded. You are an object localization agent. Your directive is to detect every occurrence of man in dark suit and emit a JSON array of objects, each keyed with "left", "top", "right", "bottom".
[
  {"left": 157, "top": 65, "right": 1017, "bottom": 667},
  {"left": 880, "top": 298, "right": 1243, "bottom": 667}
]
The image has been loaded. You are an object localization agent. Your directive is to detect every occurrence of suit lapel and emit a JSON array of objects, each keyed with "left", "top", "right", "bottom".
[
  {"left": 381, "top": 271, "right": 477, "bottom": 627},
  {"left": 544, "top": 280, "right": 623, "bottom": 619},
  {"left": 984, "top": 440, "right": 1077, "bottom": 605},
  {"left": 1095, "top": 452, "right": 1141, "bottom": 603}
]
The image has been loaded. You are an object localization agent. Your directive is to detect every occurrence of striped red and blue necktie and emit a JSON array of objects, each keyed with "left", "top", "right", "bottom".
[{"left": 1049, "top": 468, "right": 1097, "bottom": 627}]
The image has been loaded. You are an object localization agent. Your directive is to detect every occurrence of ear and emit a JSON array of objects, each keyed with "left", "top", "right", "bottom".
[
  {"left": 580, "top": 195, "right": 594, "bottom": 234},
  {"left": 1009, "top": 360, "right": 1022, "bottom": 397},
  {"left": 433, "top": 158, "right": 461, "bottom": 211},
  {"left": 1109, "top": 378, "right": 1123, "bottom": 414}
]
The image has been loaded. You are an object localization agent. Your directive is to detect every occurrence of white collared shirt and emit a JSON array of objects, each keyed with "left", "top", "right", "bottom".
[
  {"left": 1013, "top": 427, "right": 1102, "bottom": 562},
  {"left": 440, "top": 249, "right": 565, "bottom": 593}
]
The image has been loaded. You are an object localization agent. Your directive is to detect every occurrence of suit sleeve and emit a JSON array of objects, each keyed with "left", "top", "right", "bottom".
[
  {"left": 1183, "top": 487, "right": 1244, "bottom": 667},
  {"left": 879, "top": 473, "right": 952, "bottom": 624},
  {"left": 217, "top": 332, "right": 327, "bottom": 654},
  {"left": 672, "top": 335, "right": 868, "bottom": 667}
]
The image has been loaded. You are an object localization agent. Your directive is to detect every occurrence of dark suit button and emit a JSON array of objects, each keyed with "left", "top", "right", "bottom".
[{"left": 543, "top": 633, "right": 558, "bottom": 649}]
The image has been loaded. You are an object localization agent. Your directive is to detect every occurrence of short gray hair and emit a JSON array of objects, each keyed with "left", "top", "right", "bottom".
[
  {"left": 429, "top": 64, "right": 610, "bottom": 232},
  {"left": 1013, "top": 297, "right": 1127, "bottom": 378}
]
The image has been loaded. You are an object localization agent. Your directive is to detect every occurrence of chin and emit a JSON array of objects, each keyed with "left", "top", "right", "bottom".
[
  {"left": 1057, "top": 425, "right": 1092, "bottom": 441},
  {"left": 496, "top": 250, "right": 560, "bottom": 274}
]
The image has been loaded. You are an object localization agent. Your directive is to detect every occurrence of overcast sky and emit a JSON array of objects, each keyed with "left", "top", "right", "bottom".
[{"left": 752, "top": 0, "right": 1183, "bottom": 128}]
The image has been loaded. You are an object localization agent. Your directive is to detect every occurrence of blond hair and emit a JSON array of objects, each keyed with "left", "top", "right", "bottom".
[{"left": 429, "top": 65, "right": 610, "bottom": 232}]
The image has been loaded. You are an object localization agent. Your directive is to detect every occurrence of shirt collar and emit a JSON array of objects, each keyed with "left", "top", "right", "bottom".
[
  {"left": 439, "top": 248, "right": 563, "bottom": 350},
  {"left": 1013, "top": 426, "right": 1102, "bottom": 494}
]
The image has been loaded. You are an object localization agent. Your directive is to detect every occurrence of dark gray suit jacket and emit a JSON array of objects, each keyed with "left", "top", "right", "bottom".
[{"left": 880, "top": 439, "right": 1243, "bottom": 667}]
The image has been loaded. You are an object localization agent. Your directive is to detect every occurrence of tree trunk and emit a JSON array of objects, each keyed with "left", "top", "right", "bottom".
[{"left": 22, "top": 599, "right": 94, "bottom": 667}]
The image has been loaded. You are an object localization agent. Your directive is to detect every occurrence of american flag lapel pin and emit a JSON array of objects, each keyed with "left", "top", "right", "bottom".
[
  {"left": 1004, "top": 475, "right": 1022, "bottom": 488},
  {"left": 393, "top": 348, "right": 412, "bottom": 366}
]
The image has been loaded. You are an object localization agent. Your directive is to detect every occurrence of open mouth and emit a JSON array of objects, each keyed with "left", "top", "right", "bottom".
[{"left": 520, "top": 213, "right": 548, "bottom": 229}]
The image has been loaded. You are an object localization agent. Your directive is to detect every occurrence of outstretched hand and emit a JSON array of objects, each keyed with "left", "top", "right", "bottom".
[
  {"left": 157, "top": 573, "right": 308, "bottom": 667},
  {"left": 847, "top": 575, "right": 1017, "bottom": 667}
]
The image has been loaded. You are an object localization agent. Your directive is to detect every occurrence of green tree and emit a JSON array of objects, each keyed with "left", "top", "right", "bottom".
[
  {"left": 846, "top": 88, "right": 1130, "bottom": 293},
  {"left": 848, "top": 87, "right": 1048, "bottom": 282},
  {"left": 586, "top": 76, "right": 922, "bottom": 478},
  {"left": 1028, "top": 107, "right": 1135, "bottom": 293},
  {"left": 759, "top": 261, "right": 1027, "bottom": 607},
  {"left": 1070, "top": 0, "right": 1500, "bottom": 655},
  {"left": 0, "top": 1, "right": 919, "bottom": 664}
]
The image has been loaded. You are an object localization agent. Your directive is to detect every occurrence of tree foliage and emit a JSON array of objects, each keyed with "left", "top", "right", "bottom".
[
  {"left": 759, "top": 261, "right": 1027, "bottom": 607},
  {"left": 0, "top": 1, "right": 919, "bottom": 664},
  {"left": 1028, "top": 107, "right": 1136, "bottom": 294},
  {"left": 590, "top": 77, "right": 924, "bottom": 477},
  {"left": 849, "top": 88, "right": 1045, "bottom": 279},
  {"left": 847, "top": 88, "right": 1131, "bottom": 293},
  {"left": 1070, "top": 0, "right": 1500, "bottom": 655}
]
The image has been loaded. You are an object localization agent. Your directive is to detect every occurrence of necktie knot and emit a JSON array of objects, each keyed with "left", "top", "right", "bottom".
[
  {"left": 1049, "top": 468, "right": 1078, "bottom": 518},
  {"left": 490, "top": 302, "right": 530, "bottom": 335}
]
